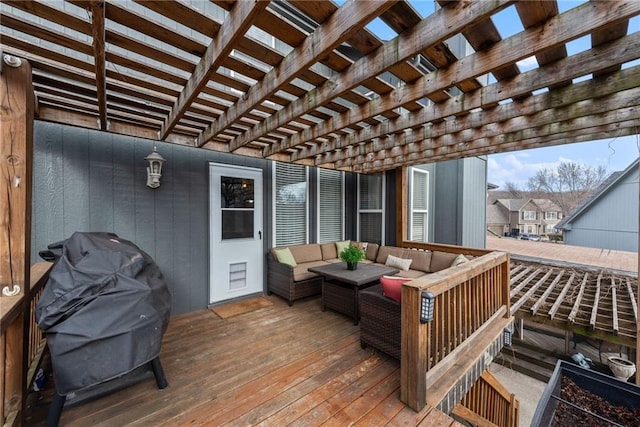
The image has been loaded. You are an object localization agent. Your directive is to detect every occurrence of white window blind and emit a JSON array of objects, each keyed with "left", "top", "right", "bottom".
[
  {"left": 318, "top": 169, "right": 344, "bottom": 243},
  {"left": 409, "top": 169, "right": 429, "bottom": 242},
  {"left": 358, "top": 173, "right": 384, "bottom": 245},
  {"left": 274, "top": 162, "right": 307, "bottom": 246}
]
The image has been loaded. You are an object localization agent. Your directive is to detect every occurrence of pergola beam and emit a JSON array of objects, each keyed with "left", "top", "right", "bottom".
[
  {"left": 268, "top": 0, "right": 640, "bottom": 159},
  {"left": 89, "top": 1, "right": 107, "bottom": 130},
  {"left": 291, "top": 32, "right": 640, "bottom": 161},
  {"left": 352, "top": 119, "right": 640, "bottom": 174},
  {"left": 321, "top": 68, "right": 640, "bottom": 168},
  {"left": 197, "top": 0, "right": 396, "bottom": 148},
  {"left": 223, "top": 0, "right": 511, "bottom": 152},
  {"left": 159, "top": 0, "right": 267, "bottom": 140},
  {"left": 344, "top": 91, "right": 639, "bottom": 169}
]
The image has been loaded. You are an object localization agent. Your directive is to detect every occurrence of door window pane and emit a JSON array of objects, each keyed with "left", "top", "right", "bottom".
[
  {"left": 221, "top": 177, "right": 254, "bottom": 208},
  {"left": 221, "top": 176, "right": 254, "bottom": 240}
]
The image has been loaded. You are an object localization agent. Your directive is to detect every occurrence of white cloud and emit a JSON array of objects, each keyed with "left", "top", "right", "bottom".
[{"left": 489, "top": 154, "right": 561, "bottom": 189}]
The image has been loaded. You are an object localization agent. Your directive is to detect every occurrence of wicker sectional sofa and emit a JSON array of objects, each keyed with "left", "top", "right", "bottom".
[{"left": 267, "top": 241, "right": 460, "bottom": 306}]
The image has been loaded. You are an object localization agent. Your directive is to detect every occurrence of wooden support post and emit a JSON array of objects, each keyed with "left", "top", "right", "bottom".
[
  {"left": 1, "top": 53, "right": 33, "bottom": 297},
  {"left": 0, "top": 53, "right": 33, "bottom": 426}
]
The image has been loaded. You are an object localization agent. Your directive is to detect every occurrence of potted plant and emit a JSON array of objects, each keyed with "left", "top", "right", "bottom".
[{"left": 339, "top": 245, "right": 365, "bottom": 270}]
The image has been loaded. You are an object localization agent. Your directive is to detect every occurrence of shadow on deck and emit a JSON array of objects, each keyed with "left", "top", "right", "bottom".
[{"left": 26, "top": 295, "right": 457, "bottom": 426}]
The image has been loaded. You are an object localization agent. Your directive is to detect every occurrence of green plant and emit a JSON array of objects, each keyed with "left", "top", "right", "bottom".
[{"left": 339, "top": 245, "right": 365, "bottom": 264}]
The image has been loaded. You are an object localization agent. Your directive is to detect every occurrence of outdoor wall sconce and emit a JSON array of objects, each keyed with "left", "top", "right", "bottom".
[
  {"left": 503, "top": 327, "right": 513, "bottom": 347},
  {"left": 420, "top": 291, "right": 435, "bottom": 323},
  {"left": 145, "top": 146, "right": 166, "bottom": 189}
]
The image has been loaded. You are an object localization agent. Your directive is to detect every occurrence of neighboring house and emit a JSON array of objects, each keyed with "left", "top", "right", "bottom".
[
  {"left": 488, "top": 198, "right": 563, "bottom": 236},
  {"left": 556, "top": 158, "right": 639, "bottom": 252}
]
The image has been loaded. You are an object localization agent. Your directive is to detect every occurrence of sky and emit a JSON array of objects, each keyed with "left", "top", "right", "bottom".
[{"left": 360, "top": 1, "right": 640, "bottom": 190}]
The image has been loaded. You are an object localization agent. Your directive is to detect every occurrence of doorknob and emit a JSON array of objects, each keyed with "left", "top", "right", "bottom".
[{"left": 258, "top": 231, "right": 262, "bottom": 240}]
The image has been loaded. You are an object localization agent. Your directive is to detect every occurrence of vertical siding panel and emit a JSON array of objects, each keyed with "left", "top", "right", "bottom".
[
  {"left": 153, "top": 144, "right": 176, "bottom": 311},
  {"left": 62, "top": 125, "right": 90, "bottom": 236},
  {"left": 133, "top": 139, "right": 156, "bottom": 258},
  {"left": 170, "top": 145, "right": 193, "bottom": 314},
  {"left": 32, "top": 122, "right": 63, "bottom": 259},
  {"left": 190, "top": 149, "right": 210, "bottom": 306},
  {"left": 112, "top": 136, "right": 136, "bottom": 239},
  {"left": 88, "top": 130, "right": 114, "bottom": 231}
]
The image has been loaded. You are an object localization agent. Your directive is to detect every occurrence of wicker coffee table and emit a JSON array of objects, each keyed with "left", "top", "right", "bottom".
[{"left": 308, "top": 263, "right": 399, "bottom": 324}]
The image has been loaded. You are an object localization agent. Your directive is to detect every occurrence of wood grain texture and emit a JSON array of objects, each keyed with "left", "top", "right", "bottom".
[{"left": 25, "top": 296, "right": 460, "bottom": 426}]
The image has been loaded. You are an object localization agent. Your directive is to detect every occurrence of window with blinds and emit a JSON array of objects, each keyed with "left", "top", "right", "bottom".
[
  {"left": 409, "top": 168, "right": 429, "bottom": 242},
  {"left": 318, "top": 169, "right": 344, "bottom": 243},
  {"left": 274, "top": 162, "right": 307, "bottom": 246},
  {"left": 358, "top": 173, "right": 384, "bottom": 245}
]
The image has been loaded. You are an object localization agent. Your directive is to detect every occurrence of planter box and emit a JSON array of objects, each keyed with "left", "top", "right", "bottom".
[{"left": 531, "top": 360, "right": 640, "bottom": 426}]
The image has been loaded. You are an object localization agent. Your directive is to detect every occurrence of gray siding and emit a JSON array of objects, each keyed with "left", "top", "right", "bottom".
[
  {"left": 432, "top": 158, "right": 488, "bottom": 248},
  {"left": 32, "top": 121, "right": 269, "bottom": 315},
  {"left": 460, "top": 157, "right": 488, "bottom": 248},
  {"left": 564, "top": 171, "right": 639, "bottom": 252},
  {"left": 32, "top": 121, "right": 488, "bottom": 315}
]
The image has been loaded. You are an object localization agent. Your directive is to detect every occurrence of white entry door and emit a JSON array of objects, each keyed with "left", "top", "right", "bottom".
[{"left": 209, "top": 163, "right": 263, "bottom": 304}]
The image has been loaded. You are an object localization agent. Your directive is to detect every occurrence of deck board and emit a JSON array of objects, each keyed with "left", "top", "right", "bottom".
[{"left": 27, "top": 295, "right": 458, "bottom": 426}]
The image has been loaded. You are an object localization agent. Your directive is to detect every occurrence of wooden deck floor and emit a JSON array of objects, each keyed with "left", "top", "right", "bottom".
[{"left": 27, "top": 295, "right": 459, "bottom": 426}]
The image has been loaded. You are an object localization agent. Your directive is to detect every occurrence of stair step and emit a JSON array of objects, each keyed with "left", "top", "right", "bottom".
[
  {"left": 507, "top": 342, "right": 558, "bottom": 370},
  {"left": 494, "top": 352, "right": 553, "bottom": 384}
]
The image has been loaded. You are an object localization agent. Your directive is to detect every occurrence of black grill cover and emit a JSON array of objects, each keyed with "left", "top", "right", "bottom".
[{"left": 36, "top": 232, "right": 171, "bottom": 395}]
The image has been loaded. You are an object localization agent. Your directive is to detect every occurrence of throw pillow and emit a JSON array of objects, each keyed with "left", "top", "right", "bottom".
[
  {"left": 385, "top": 254, "right": 412, "bottom": 271},
  {"left": 274, "top": 247, "right": 297, "bottom": 267},
  {"left": 380, "top": 276, "right": 409, "bottom": 303},
  {"left": 451, "top": 254, "right": 469, "bottom": 267},
  {"left": 335, "top": 240, "right": 350, "bottom": 255}
]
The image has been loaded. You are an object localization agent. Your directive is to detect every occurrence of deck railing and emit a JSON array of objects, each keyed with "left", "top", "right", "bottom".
[
  {"left": 399, "top": 242, "right": 512, "bottom": 412},
  {"left": 453, "top": 370, "right": 520, "bottom": 427},
  {"left": 1, "top": 263, "right": 52, "bottom": 426}
]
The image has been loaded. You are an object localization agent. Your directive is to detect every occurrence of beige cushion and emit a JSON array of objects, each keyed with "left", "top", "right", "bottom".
[
  {"left": 451, "top": 254, "right": 469, "bottom": 267},
  {"left": 274, "top": 247, "right": 297, "bottom": 267},
  {"left": 376, "top": 246, "right": 405, "bottom": 264},
  {"left": 365, "top": 243, "right": 379, "bottom": 261},
  {"left": 292, "top": 260, "right": 328, "bottom": 282},
  {"left": 430, "top": 251, "right": 458, "bottom": 272},
  {"left": 335, "top": 240, "right": 350, "bottom": 256},
  {"left": 320, "top": 243, "right": 337, "bottom": 260},
  {"left": 289, "top": 244, "right": 322, "bottom": 263},
  {"left": 385, "top": 254, "right": 412, "bottom": 271},
  {"left": 402, "top": 249, "right": 432, "bottom": 273}
]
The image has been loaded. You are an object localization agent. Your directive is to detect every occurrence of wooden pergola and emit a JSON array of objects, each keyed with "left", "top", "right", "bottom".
[
  {"left": 509, "top": 261, "right": 639, "bottom": 349},
  {"left": 1, "top": 2, "right": 640, "bottom": 422},
  {"left": 0, "top": 0, "right": 638, "bottom": 173}
]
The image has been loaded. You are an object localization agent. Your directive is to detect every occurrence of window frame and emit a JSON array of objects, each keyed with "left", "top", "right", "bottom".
[
  {"left": 357, "top": 173, "right": 385, "bottom": 245},
  {"left": 408, "top": 168, "right": 429, "bottom": 242},
  {"left": 272, "top": 162, "right": 309, "bottom": 246}
]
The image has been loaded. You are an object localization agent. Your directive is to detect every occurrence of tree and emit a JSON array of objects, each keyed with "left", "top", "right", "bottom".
[
  {"left": 501, "top": 181, "right": 522, "bottom": 198},
  {"left": 527, "top": 161, "right": 608, "bottom": 214}
]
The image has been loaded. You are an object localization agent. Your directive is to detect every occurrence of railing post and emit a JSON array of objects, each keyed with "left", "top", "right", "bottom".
[
  {"left": 400, "top": 284, "right": 428, "bottom": 411},
  {"left": 502, "top": 253, "right": 511, "bottom": 317}
]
